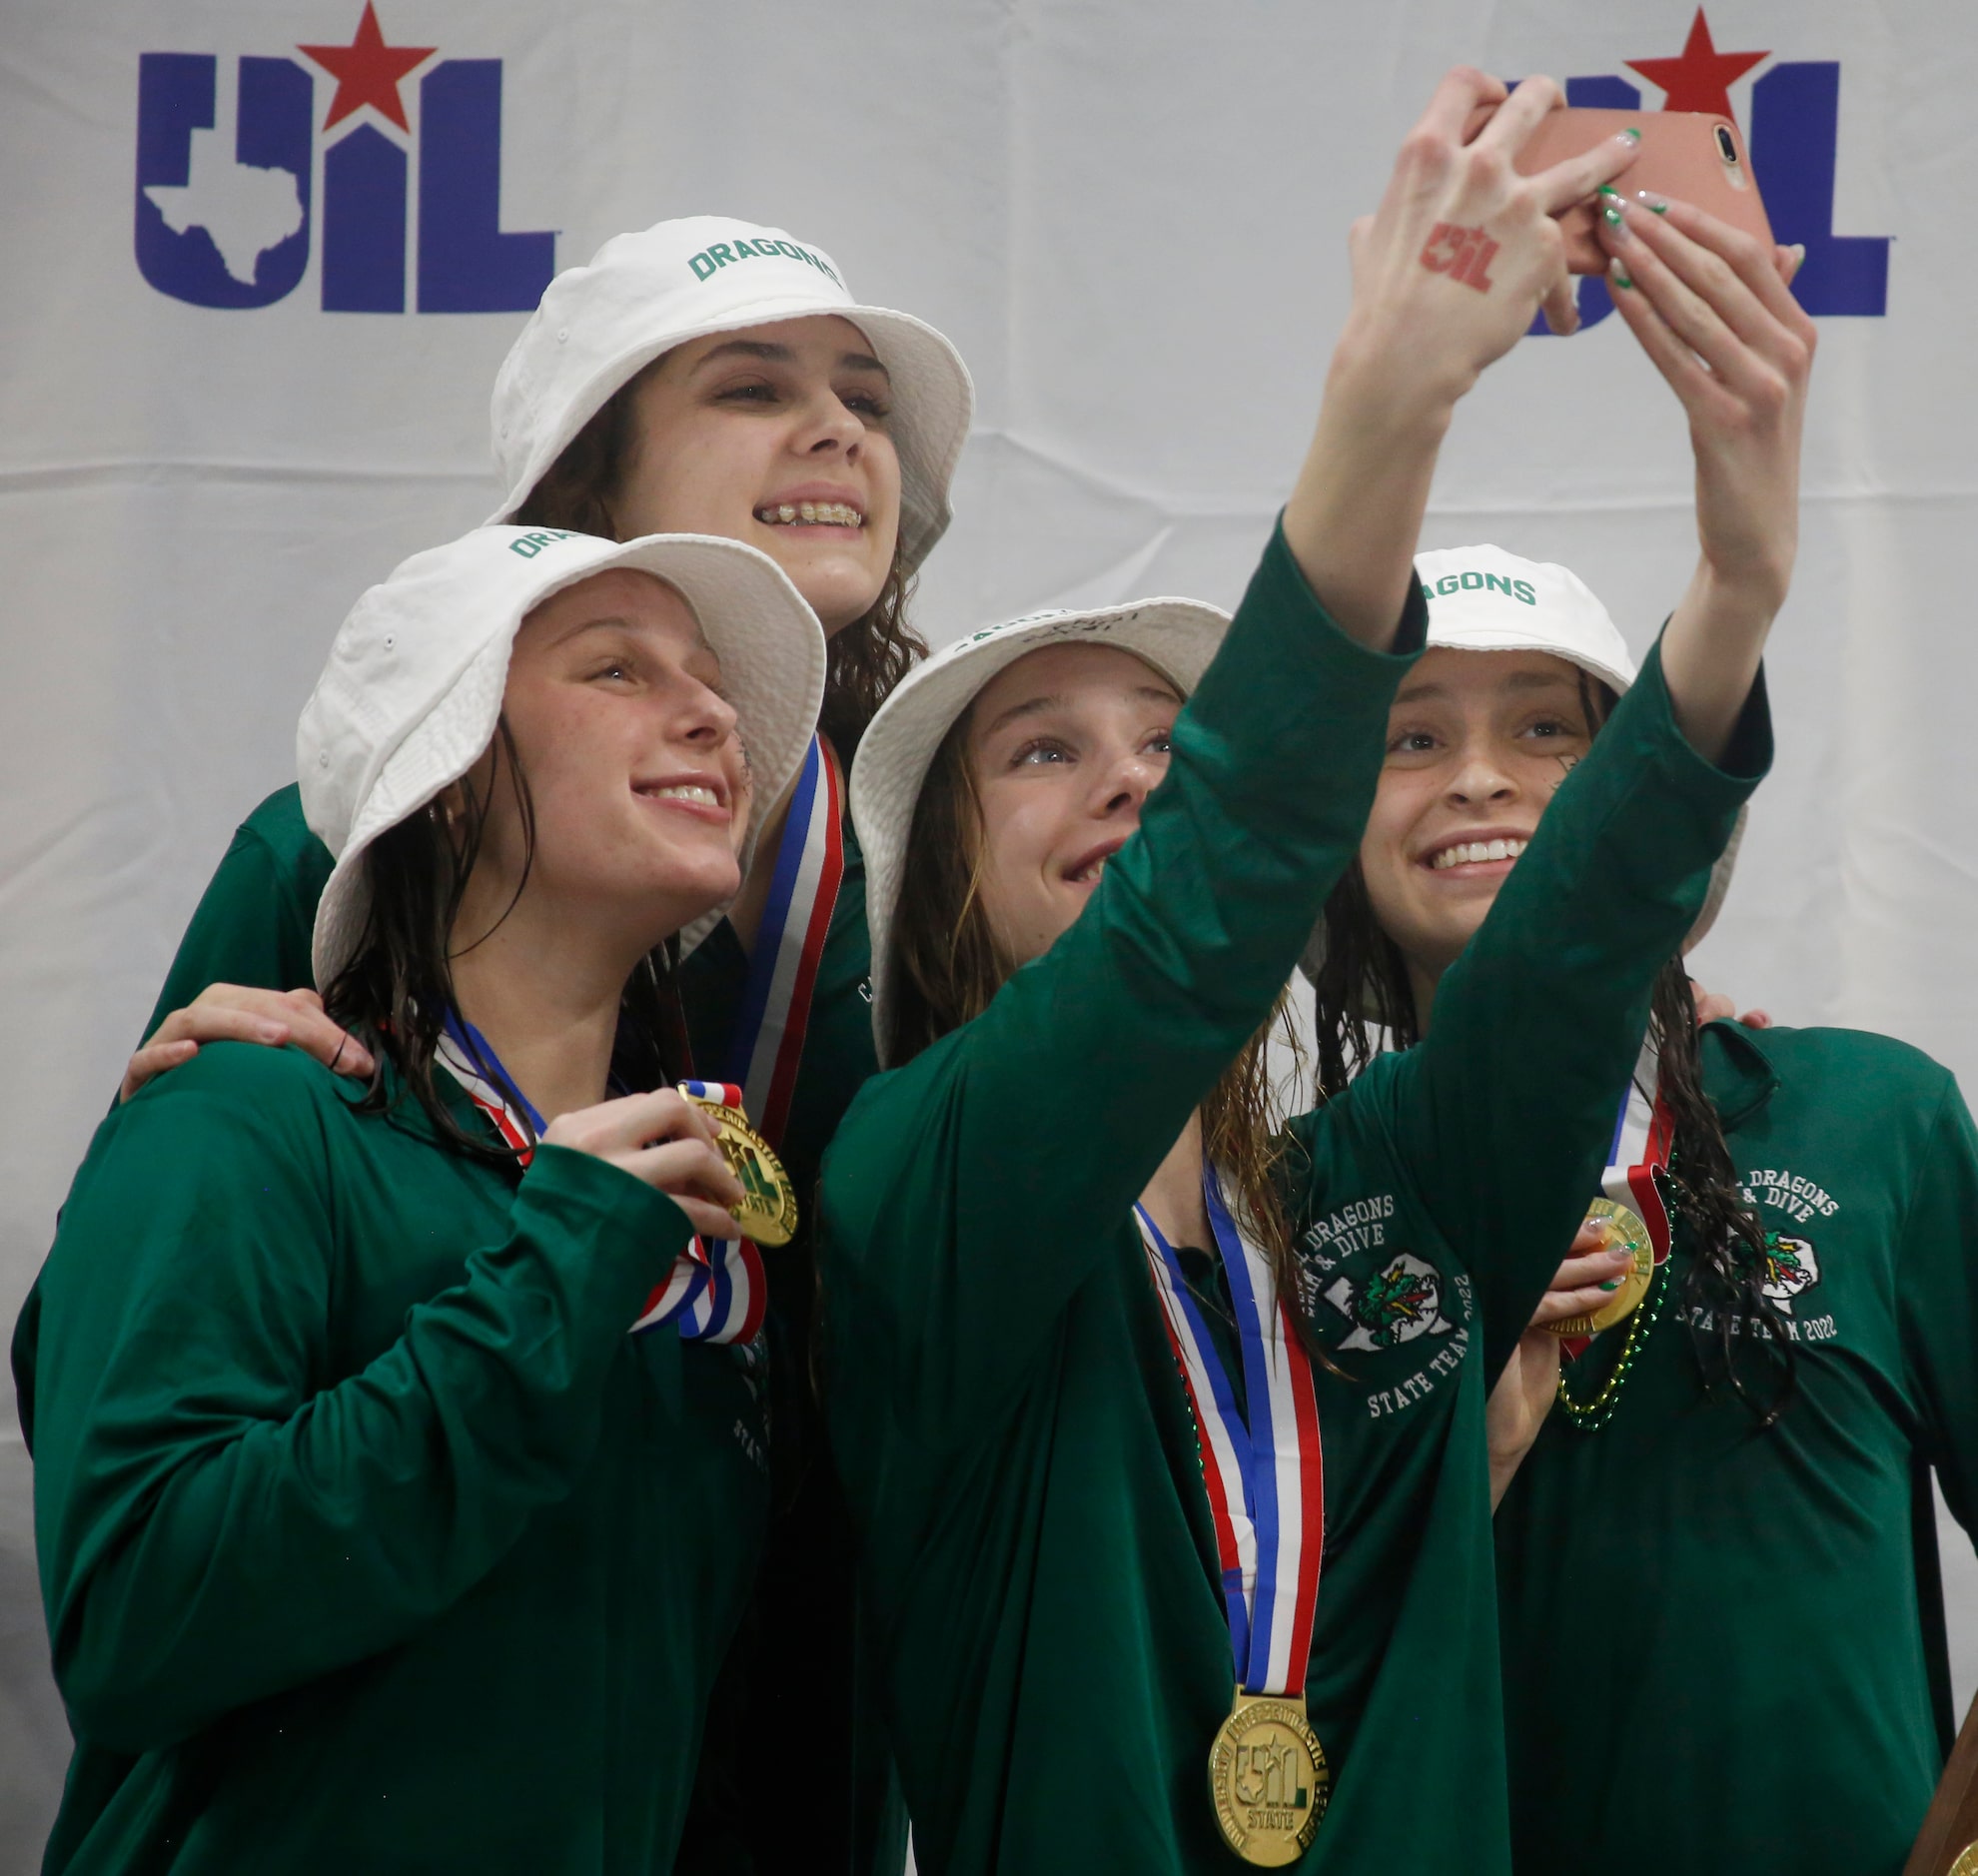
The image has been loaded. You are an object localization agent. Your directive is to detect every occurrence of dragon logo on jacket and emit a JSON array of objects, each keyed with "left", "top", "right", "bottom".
[
  {"left": 1758, "top": 1233, "right": 1822, "bottom": 1312},
  {"left": 1323, "top": 1255, "right": 1456, "bottom": 1355}
]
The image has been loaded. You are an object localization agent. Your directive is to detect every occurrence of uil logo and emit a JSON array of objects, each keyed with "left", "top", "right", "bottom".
[
  {"left": 1324, "top": 1254, "right": 1455, "bottom": 1355},
  {"left": 1233, "top": 1738, "right": 1309, "bottom": 1813},
  {"left": 134, "top": 3, "right": 553, "bottom": 313},
  {"left": 1759, "top": 1233, "right": 1822, "bottom": 1312},
  {"left": 1530, "top": 6, "right": 1891, "bottom": 336}
]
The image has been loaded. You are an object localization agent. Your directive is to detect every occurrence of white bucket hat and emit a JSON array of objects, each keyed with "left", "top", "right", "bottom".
[
  {"left": 487, "top": 216, "right": 974, "bottom": 571},
  {"left": 852, "top": 598, "right": 1231, "bottom": 1064},
  {"left": 300, "top": 525, "right": 826, "bottom": 989},
  {"left": 1300, "top": 542, "right": 1741, "bottom": 997}
]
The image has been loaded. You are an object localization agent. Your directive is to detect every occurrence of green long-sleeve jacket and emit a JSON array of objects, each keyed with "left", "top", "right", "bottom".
[
  {"left": 15, "top": 1049, "right": 769, "bottom": 1871},
  {"left": 1495, "top": 1021, "right": 1978, "bottom": 1876},
  {"left": 818, "top": 526, "right": 1768, "bottom": 1874},
  {"left": 121, "top": 775, "right": 888, "bottom": 1875}
]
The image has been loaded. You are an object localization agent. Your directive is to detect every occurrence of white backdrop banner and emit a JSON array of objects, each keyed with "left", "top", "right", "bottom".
[{"left": 0, "top": 0, "right": 1966, "bottom": 1864}]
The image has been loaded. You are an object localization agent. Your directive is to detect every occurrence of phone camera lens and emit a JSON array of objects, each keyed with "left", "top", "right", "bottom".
[{"left": 1715, "top": 125, "right": 1738, "bottom": 163}]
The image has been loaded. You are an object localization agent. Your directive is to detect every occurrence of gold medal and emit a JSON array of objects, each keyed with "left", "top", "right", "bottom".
[
  {"left": 1208, "top": 1691, "right": 1329, "bottom": 1866},
  {"left": 678, "top": 1089, "right": 799, "bottom": 1248},
  {"left": 1544, "top": 1198, "right": 1654, "bottom": 1339}
]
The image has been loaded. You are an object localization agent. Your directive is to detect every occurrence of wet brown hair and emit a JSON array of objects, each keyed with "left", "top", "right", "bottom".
[
  {"left": 511, "top": 357, "right": 927, "bottom": 756},
  {"left": 887, "top": 693, "right": 1314, "bottom": 1353},
  {"left": 322, "top": 725, "right": 689, "bottom": 1160},
  {"left": 1305, "top": 668, "right": 1796, "bottom": 1421}
]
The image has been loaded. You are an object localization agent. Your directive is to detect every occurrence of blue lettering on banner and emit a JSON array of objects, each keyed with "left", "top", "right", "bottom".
[
  {"left": 416, "top": 61, "right": 555, "bottom": 313},
  {"left": 136, "top": 54, "right": 314, "bottom": 310},
  {"left": 1750, "top": 62, "right": 1889, "bottom": 316},
  {"left": 321, "top": 122, "right": 406, "bottom": 312},
  {"left": 134, "top": 12, "right": 554, "bottom": 315}
]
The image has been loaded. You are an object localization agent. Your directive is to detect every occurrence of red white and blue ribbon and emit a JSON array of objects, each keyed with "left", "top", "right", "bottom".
[
  {"left": 1560, "top": 1036, "right": 1676, "bottom": 1363},
  {"left": 1136, "top": 1169, "right": 1325, "bottom": 1698},
  {"left": 627, "top": 1079, "right": 766, "bottom": 1347},
  {"left": 1601, "top": 1037, "right": 1675, "bottom": 1265},
  {"left": 436, "top": 1013, "right": 546, "bottom": 1164},
  {"left": 628, "top": 731, "right": 840, "bottom": 1349},
  {"left": 725, "top": 732, "right": 844, "bottom": 1146},
  {"left": 435, "top": 1019, "right": 763, "bottom": 1347}
]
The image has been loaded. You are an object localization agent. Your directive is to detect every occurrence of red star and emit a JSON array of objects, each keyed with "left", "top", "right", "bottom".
[
  {"left": 298, "top": 3, "right": 436, "bottom": 134},
  {"left": 1626, "top": 8, "right": 1768, "bottom": 119}
]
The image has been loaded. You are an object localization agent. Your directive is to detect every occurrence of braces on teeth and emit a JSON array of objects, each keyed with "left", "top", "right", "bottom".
[{"left": 755, "top": 501, "right": 864, "bottom": 526}]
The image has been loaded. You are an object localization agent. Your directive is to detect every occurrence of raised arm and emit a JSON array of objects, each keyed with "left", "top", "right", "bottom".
[
  {"left": 1598, "top": 196, "right": 1815, "bottom": 757},
  {"left": 824, "top": 69, "right": 1649, "bottom": 1437},
  {"left": 823, "top": 534, "right": 1420, "bottom": 1440},
  {"left": 23, "top": 1049, "right": 693, "bottom": 1753},
  {"left": 1288, "top": 186, "right": 1808, "bottom": 1382},
  {"left": 1285, "top": 68, "right": 1639, "bottom": 642}
]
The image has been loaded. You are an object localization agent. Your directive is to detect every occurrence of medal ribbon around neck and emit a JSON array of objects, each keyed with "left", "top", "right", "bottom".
[
  {"left": 1559, "top": 1034, "right": 1676, "bottom": 1362},
  {"left": 435, "top": 1018, "right": 764, "bottom": 1347},
  {"left": 638, "top": 731, "right": 840, "bottom": 1346},
  {"left": 725, "top": 732, "right": 844, "bottom": 1147},
  {"left": 1135, "top": 1169, "right": 1325, "bottom": 1698}
]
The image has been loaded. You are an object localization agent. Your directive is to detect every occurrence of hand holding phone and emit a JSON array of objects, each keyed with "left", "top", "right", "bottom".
[{"left": 1514, "top": 108, "right": 1773, "bottom": 272}]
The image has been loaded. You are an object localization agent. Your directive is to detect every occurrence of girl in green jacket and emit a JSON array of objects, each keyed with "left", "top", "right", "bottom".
[
  {"left": 1466, "top": 587, "right": 1978, "bottom": 1876},
  {"left": 816, "top": 72, "right": 1805, "bottom": 1876},
  {"left": 1442, "top": 571, "right": 1976, "bottom": 1867},
  {"left": 102, "top": 213, "right": 971, "bottom": 1876},
  {"left": 17, "top": 524, "right": 827, "bottom": 1871}
]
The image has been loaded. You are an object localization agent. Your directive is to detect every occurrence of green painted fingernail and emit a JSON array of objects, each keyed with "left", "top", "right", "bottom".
[
  {"left": 1612, "top": 270, "right": 1634, "bottom": 291},
  {"left": 1622, "top": 126, "right": 1642, "bottom": 142},
  {"left": 1598, "top": 185, "right": 1620, "bottom": 199},
  {"left": 1603, "top": 205, "right": 1624, "bottom": 227},
  {"left": 1598, "top": 1280, "right": 1622, "bottom": 1292}
]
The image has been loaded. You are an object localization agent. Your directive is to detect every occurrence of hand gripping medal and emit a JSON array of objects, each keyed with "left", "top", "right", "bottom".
[
  {"left": 679, "top": 1084, "right": 799, "bottom": 1248},
  {"left": 1547, "top": 1042, "right": 1677, "bottom": 1372},
  {"left": 436, "top": 1022, "right": 767, "bottom": 1344},
  {"left": 1542, "top": 1198, "right": 1654, "bottom": 1338},
  {"left": 1138, "top": 1173, "right": 1330, "bottom": 1866}
]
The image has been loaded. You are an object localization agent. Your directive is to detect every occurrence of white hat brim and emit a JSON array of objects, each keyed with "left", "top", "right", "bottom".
[
  {"left": 853, "top": 598, "right": 1232, "bottom": 1065},
  {"left": 312, "top": 532, "right": 825, "bottom": 988}
]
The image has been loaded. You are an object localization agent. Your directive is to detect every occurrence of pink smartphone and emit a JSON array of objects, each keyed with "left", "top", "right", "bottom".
[{"left": 1513, "top": 108, "right": 1774, "bottom": 273}]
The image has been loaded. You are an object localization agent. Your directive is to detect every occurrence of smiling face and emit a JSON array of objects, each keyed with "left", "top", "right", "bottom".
[
  {"left": 612, "top": 315, "right": 901, "bottom": 635},
  {"left": 1360, "top": 646, "right": 1601, "bottom": 997},
  {"left": 458, "top": 567, "right": 752, "bottom": 962},
  {"left": 965, "top": 641, "right": 1183, "bottom": 968}
]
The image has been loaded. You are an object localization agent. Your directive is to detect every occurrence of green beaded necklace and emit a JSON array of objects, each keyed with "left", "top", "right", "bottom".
[
  {"left": 1555, "top": 1156, "right": 1684, "bottom": 1433},
  {"left": 1554, "top": 1256, "right": 1671, "bottom": 1432}
]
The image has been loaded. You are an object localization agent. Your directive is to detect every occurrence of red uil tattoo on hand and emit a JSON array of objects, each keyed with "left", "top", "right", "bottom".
[{"left": 1419, "top": 223, "right": 1500, "bottom": 293}]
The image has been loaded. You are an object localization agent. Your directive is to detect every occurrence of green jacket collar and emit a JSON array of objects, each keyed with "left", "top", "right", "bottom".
[
  {"left": 1697, "top": 1018, "right": 1782, "bottom": 1128},
  {"left": 348, "top": 1054, "right": 517, "bottom": 1169}
]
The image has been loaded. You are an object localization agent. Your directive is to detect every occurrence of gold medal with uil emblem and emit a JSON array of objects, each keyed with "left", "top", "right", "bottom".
[
  {"left": 678, "top": 1088, "right": 799, "bottom": 1248},
  {"left": 1208, "top": 1691, "right": 1330, "bottom": 1866}
]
